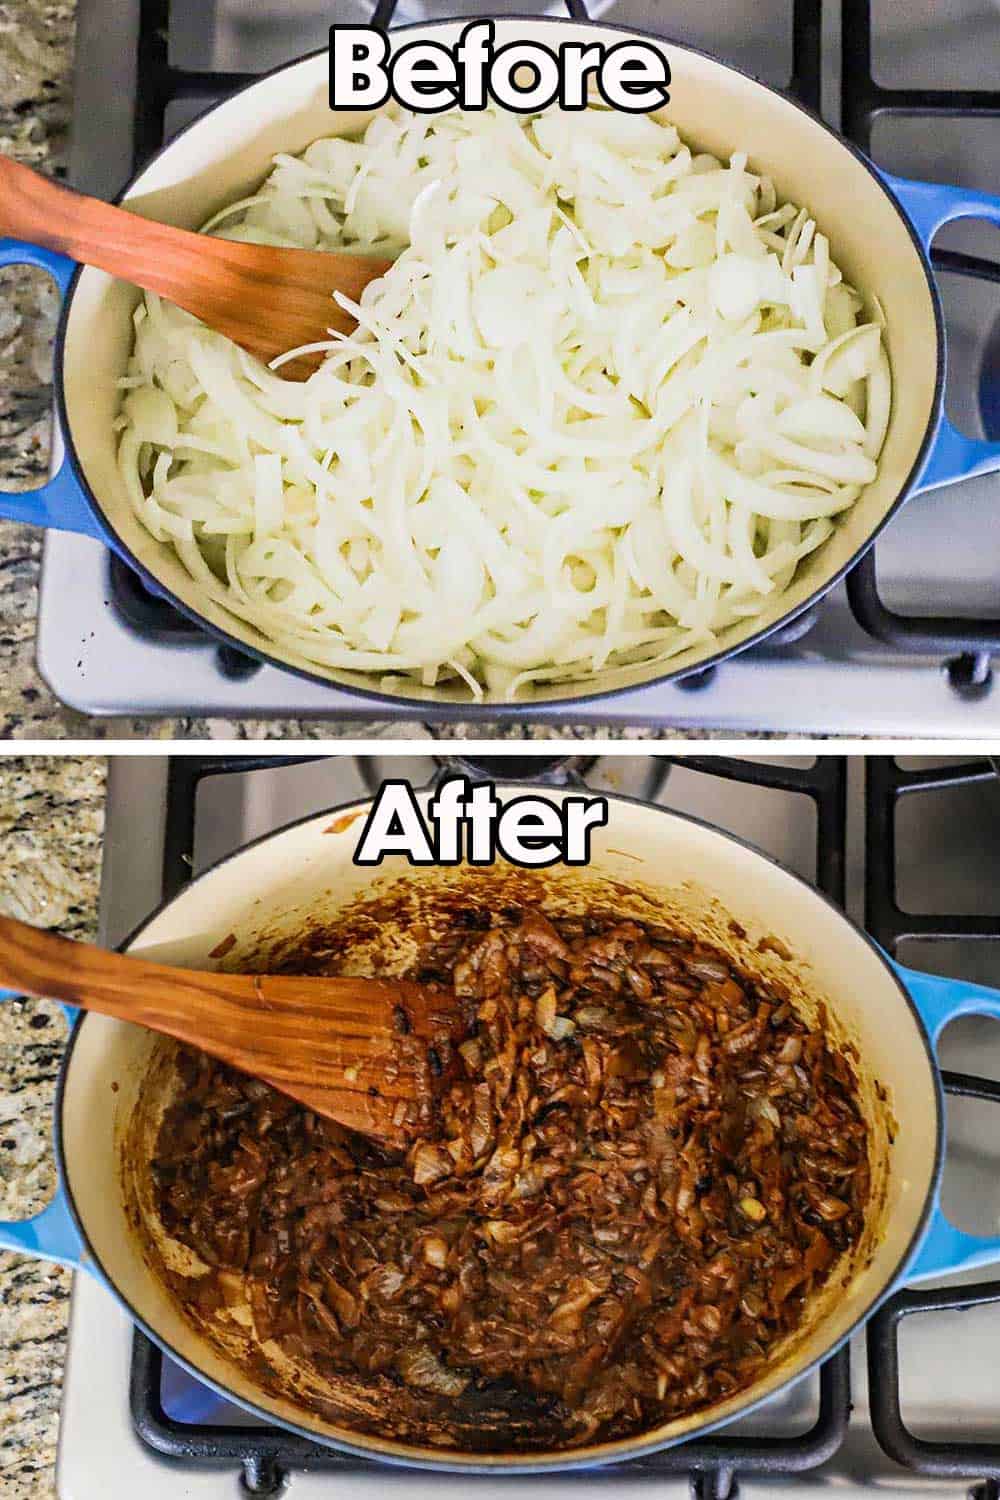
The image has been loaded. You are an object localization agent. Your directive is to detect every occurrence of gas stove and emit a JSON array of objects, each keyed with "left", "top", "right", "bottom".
[
  {"left": 37, "top": 0, "right": 1000, "bottom": 731},
  {"left": 56, "top": 753, "right": 1000, "bottom": 1498}
]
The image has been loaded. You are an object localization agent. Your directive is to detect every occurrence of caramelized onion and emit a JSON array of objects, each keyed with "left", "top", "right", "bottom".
[{"left": 152, "top": 906, "right": 869, "bottom": 1452}]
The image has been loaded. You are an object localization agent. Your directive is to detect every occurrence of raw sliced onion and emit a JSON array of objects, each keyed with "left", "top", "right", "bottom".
[{"left": 118, "top": 102, "right": 890, "bottom": 698}]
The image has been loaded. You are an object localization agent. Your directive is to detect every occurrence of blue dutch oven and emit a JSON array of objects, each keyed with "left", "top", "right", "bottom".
[{"left": 1, "top": 786, "right": 999, "bottom": 1468}]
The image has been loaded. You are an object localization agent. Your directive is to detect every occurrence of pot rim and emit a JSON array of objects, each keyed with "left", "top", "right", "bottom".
[
  {"left": 53, "top": 777, "right": 944, "bottom": 1472},
  {"left": 52, "top": 16, "right": 944, "bottom": 716}
]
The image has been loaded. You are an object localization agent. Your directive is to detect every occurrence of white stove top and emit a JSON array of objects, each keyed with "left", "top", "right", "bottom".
[
  {"left": 32, "top": 545, "right": 1000, "bottom": 732},
  {"left": 39, "top": 0, "right": 1000, "bottom": 732},
  {"left": 57, "top": 1278, "right": 1000, "bottom": 1500},
  {"left": 56, "top": 754, "right": 1000, "bottom": 1498}
]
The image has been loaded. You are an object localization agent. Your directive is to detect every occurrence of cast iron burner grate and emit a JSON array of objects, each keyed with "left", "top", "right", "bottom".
[
  {"left": 128, "top": 754, "right": 850, "bottom": 1498},
  {"left": 840, "top": 0, "right": 1000, "bottom": 694},
  {"left": 863, "top": 758, "right": 1000, "bottom": 1497}
]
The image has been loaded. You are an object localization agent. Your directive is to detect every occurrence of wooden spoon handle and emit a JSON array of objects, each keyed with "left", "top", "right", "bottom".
[
  {"left": 0, "top": 155, "right": 254, "bottom": 316},
  {"left": 0, "top": 912, "right": 426, "bottom": 1032},
  {"left": 0, "top": 913, "right": 428, "bottom": 1068},
  {"left": 0, "top": 916, "right": 455, "bottom": 1144}
]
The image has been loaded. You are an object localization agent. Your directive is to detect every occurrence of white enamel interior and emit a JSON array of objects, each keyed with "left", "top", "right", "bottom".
[
  {"left": 58, "top": 23, "right": 939, "bottom": 706},
  {"left": 58, "top": 789, "right": 938, "bottom": 1467}
]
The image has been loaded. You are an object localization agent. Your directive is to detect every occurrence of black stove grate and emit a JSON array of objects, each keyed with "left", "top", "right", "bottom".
[
  {"left": 129, "top": 753, "right": 851, "bottom": 1497},
  {"left": 863, "top": 757, "right": 1000, "bottom": 1493},
  {"left": 840, "top": 0, "right": 1000, "bottom": 692}
]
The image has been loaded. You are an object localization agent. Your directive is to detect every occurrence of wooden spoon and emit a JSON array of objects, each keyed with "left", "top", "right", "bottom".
[
  {"left": 0, "top": 915, "right": 462, "bottom": 1146},
  {"left": 0, "top": 156, "right": 393, "bottom": 380}
]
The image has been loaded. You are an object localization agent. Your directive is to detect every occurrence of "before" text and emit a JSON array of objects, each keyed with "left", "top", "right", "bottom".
[{"left": 329, "top": 21, "right": 671, "bottom": 114}]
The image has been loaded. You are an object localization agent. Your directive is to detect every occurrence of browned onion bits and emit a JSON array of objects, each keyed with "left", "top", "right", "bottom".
[{"left": 152, "top": 905, "right": 869, "bottom": 1452}]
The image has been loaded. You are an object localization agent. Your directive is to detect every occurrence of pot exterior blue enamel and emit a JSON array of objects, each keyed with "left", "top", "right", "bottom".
[
  {"left": 884, "top": 176, "right": 1000, "bottom": 494},
  {"left": 0, "top": 243, "right": 101, "bottom": 538},
  {"left": 0, "top": 992, "right": 82, "bottom": 1267},
  {"left": 895, "top": 963, "right": 1000, "bottom": 1282}
]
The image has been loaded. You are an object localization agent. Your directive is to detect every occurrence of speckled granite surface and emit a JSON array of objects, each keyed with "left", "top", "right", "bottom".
[
  {"left": 0, "top": 0, "right": 772, "bottom": 743},
  {"left": 0, "top": 756, "right": 105, "bottom": 1500}
]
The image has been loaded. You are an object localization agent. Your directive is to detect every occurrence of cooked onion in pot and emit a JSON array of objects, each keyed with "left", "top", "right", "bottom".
[{"left": 150, "top": 904, "right": 869, "bottom": 1452}]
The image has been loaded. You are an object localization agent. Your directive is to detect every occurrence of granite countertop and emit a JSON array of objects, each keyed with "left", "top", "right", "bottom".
[
  {"left": 0, "top": 755, "right": 105, "bottom": 1500},
  {"left": 0, "top": 1, "right": 778, "bottom": 744}
]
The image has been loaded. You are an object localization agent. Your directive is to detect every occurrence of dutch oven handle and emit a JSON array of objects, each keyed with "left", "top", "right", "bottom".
[
  {"left": 886, "top": 174, "right": 1000, "bottom": 495},
  {"left": 0, "top": 984, "right": 84, "bottom": 1269},
  {"left": 897, "top": 962, "right": 1000, "bottom": 1283},
  {"left": 0, "top": 240, "right": 103, "bottom": 538}
]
